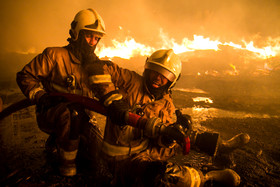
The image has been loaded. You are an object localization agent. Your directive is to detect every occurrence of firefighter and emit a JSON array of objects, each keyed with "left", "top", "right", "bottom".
[
  {"left": 16, "top": 8, "right": 107, "bottom": 177},
  {"left": 85, "top": 49, "right": 241, "bottom": 186}
]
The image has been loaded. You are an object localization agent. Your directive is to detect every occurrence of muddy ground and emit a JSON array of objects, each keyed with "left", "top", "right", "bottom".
[{"left": 0, "top": 82, "right": 280, "bottom": 186}]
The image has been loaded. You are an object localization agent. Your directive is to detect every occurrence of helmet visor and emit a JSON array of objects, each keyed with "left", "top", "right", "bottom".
[{"left": 145, "top": 62, "right": 176, "bottom": 82}]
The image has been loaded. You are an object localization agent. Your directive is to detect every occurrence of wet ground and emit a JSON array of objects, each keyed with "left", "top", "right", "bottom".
[{"left": 0, "top": 81, "right": 280, "bottom": 186}]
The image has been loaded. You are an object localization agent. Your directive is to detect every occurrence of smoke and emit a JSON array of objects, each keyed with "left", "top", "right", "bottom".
[
  {"left": 0, "top": 0, "right": 279, "bottom": 81},
  {"left": 0, "top": 0, "right": 279, "bottom": 54}
]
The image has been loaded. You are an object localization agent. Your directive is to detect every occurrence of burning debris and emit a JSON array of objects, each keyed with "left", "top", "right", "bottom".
[{"left": 92, "top": 29, "right": 280, "bottom": 78}]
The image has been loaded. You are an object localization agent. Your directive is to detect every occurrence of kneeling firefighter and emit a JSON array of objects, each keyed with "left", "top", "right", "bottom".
[
  {"left": 16, "top": 8, "right": 107, "bottom": 177},
  {"left": 85, "top": 49, "right": 241, "bottom": 186}
]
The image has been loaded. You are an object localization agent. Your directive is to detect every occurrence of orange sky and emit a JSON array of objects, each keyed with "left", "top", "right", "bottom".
[{"left": 0, "top": 0, "right": 280, "bottom": 55}]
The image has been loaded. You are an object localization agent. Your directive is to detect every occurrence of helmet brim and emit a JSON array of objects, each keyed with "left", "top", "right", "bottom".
[{"left": 145, "top": 62, "right": 176, "bottom": 82}]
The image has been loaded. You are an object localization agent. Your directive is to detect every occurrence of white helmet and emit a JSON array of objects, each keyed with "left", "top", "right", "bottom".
[
  {"left": 145, "top": 49, "right": 182, "bottom": 88},
  {"left": 70, "top": 8, "right": 106, "bottom": 41}
]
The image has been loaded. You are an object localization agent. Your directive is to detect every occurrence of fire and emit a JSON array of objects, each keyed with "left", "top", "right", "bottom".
[
  {"left": 96, "top": 28, "right": 280, "bottom": 60},
  {"left": 233, "top": 40, "right": 279, "bottom": 59},
  {"left": 158, "top": 29, "right": 222, "bottom": 53},
  {"left": 193, "top": 97, "right": 213, "bottom": 104},
  {"left": 96, "top": 37, "right": 155, "bottom": 59},
  {"left": 229, "top": 64, "right": 236, "bottom": 71},
  {"left": 227, "top": 64, "right": 239, "bottom": 75}
]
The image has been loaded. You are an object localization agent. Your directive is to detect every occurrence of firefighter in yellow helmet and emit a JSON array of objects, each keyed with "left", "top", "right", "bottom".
[
  {"left": 16, "top": 8, "right": 109, "bottom": 177},
  {"left": 84, "top": 49, "right": 241, "bottom": 186}
]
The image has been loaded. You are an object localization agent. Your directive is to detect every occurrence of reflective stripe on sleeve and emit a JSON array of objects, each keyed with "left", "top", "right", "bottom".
[
  {"left": 59, "top": 149, "right": 78, "bottom": 160},
  {"left": 29, "top": 86, "right": 45, "bottom": 101},
  {"left": 89, "top": 74, "right": 112, "bottom": 84}
]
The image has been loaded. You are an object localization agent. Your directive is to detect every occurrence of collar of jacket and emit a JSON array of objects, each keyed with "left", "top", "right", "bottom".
[{"left": 64, "top": 45, "right": 81, "bottom": 64}]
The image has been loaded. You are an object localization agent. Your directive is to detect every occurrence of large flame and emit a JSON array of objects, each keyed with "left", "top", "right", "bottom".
[
  {"left": 97, "top": 37, "right": 155, "bottom": 59},
  {"left": 95, "top": 28, "right": 280, "bottom": 66}
]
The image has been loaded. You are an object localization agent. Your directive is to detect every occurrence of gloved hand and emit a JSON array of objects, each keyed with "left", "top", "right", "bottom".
[
  {"left": 144, "top": 117, "right": 190, "bottom": 154},
  {"left": 160, "top": 123, "right": 187, "bottom": 148},
  {"left": 37, "top": 93, "right": 66, "bottom": 111},
  {"left": 175, "top": 109, "right": 192, "bottom": 136},
  {"left": 107, "top": 99, "right": 130, "bottom": 126}
]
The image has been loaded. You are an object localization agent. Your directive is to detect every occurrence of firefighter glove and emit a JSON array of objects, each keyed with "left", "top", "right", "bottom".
[
  {"left": 160, "top": 123, "right": 187, "bottom": 149},
  {"left": 37, "top": 93, "right": 66, "bottom": 112},
  {"left": 107, "top": 99, "right": 130, "bottom": 126},
  {"left": 175, "top": 109, "right": 193, "bottom": 136}
]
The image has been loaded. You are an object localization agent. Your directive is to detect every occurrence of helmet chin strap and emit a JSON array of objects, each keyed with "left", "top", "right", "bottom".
[
  {"left": 80, "top": 36, "right": 97, "bottom": 57},
  {"left": 147, "top": 82, "right": 170, "bottom": 100}
]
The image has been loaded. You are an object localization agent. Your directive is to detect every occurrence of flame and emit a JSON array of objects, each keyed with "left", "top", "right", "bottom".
[
  {"left": 96, "top": 28, "right": 280, "bottom": 60},
  {"left": 193, "top": 97, "right": 213, "bottom": 104},
  {"left": 229, "top": 64, "right": 236, "bottom": 71},
  {"left": 227, "top": 64, "right": 239, "bottom": 76},
  {"left": 158, "top": 29, "right": 221, "bottom": 53},
  {"left": 96, "top": 37, "right": 155, "bottom": 59},
  {"left": 234, "top": 40, "right": 279, "bottom": 58}
]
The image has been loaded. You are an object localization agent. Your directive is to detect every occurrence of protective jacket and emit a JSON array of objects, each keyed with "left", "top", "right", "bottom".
[
  {"left": 16, "top": 45, "right": 106, "bottom": 141},
  {"left": 16, "top": 45, "right": 97, "bottom": 102},
  {"left": 100, "top": 62, "right": 176, "bottom": 158},
  {"left": 93, "top": 62, "right": 204, "bottom": 187}
]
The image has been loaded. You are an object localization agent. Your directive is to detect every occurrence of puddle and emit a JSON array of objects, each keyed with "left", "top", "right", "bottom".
[{"left": 180, "top": 106, "right": 279, "bottom": 131}]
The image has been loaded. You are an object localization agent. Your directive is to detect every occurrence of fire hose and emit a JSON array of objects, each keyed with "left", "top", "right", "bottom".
[{"left": 0, "top": 92, "right": 190, "bottom": 155}]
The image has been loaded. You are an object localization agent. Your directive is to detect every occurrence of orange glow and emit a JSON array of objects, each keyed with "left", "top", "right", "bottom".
[
  {"left": 96, "top": 28, "right": 280, "bottom": 60},
  {"left": 193, "top": 97, "right": 213, "bottom": 104},
  {"left": 96, "top": 37, "right": 155, "bottom": 59}
]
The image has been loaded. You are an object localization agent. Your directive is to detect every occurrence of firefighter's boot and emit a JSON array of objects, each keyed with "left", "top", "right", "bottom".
[
  {"left": 218, "top": 133, "right": 250, "bottom": 154},
  {"left": 161, "top": 162, "right": 204, "bottom": 187},
  {"left": 58, "top": 139, "right": 79, "bottom": 177},
  {"left": 204, "top": 169, "right": 241, "bottom": 187}
]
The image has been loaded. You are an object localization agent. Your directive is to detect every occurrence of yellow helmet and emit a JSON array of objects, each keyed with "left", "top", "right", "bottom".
[
  {"left": 70, "top": 8, "right": 106, "bottom": 41},
  {"left": 145, "top": 49, "right": 182, "bottom": 88}
]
